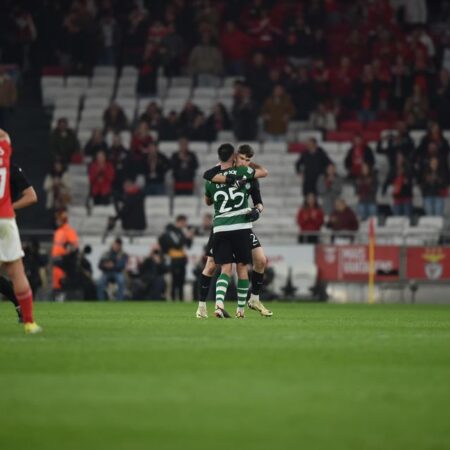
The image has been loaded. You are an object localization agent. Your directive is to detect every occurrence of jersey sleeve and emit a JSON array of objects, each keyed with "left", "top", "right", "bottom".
[
  {"left": 203, "top": 165, "right": 221, "bottom": 181},
  {"left": 14, "top": 165, "right": 31, "bottom": 193},
  {"left": 204, "top": 180, "right": 212, "bottom": 197},
  {"left": 249, "top": 179, "right": 263, "bottom": 205},
  {"left": 237, "top": 166, "right": 255, "bottom": 180}
]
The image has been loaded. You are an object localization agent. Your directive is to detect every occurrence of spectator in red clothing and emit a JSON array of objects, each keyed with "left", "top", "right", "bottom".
[
  {"left": 247, "top": 9, "right": 281, "bottom": 53},
  {"left": 327, "top": 199, "right": 359, "bottom": 241},
  {"left": 88, "top": 150, "right": 115, "bottom": 205},
  {"left": 344, "top": 134, "right": 375, "bottom": 179},
  {"left": 385, "top": 153, "right": 413, "bottom": 217},
  {"left": 297, "top": 192, "right": 324, "bottom": 244},
  {"left": 130, "top": 121, "right": 153, "bottom": 162},
  {"left": 390, "top": 54, "right": 412, "bottom": 113},
  {"left": 220, "top": 21, "right": 252, "bottom": 75}
]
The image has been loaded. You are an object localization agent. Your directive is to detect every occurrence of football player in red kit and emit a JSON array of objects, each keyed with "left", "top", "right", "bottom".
[{"left": 0, "top": 129, "right": 41, "bottom": 333}]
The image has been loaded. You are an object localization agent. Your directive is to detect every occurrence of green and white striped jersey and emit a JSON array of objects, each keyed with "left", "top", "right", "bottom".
[{"left": 205, "top": 165, "right": 255, "bottom": 233}]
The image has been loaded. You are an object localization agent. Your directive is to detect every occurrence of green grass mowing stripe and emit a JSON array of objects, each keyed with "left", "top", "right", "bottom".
[{"left": 0, "top": 302, "right": 449, "bottom": 450}]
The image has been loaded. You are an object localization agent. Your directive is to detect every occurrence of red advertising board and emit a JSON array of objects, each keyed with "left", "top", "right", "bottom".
[
  {"left": 406, "top": 247, "right": 450, "bottom": 281},
  {"left": 316, "top": 245, "right": 400, "bottom": 281}
]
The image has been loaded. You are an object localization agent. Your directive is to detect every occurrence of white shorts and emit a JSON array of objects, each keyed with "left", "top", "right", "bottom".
[{"left": 0, "top": 218, "right": 24, "bottom": 262}]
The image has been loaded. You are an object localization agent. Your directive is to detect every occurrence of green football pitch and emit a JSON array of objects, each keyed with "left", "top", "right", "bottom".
[{"left": 1, "top": 302, "right": 449, "bottom": 450}]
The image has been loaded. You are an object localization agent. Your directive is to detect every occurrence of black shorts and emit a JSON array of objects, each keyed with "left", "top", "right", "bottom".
[
  {"left": 212, "top": 229, "right": 252, "bottom": 265},
  {"left": 206, "top": 230, "right": 261, "bottom": 257}
]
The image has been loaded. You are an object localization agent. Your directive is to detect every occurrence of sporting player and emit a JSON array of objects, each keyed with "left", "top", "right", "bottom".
[
  {"left": 0, "top": 129, "right": 41, "bottom": 333},
  {"left": 196, "top": 145, "right": 272, "bottom": 319},
  {"left": 203, "top": 143, "right": 268, "bottom": 318},
  {"left": 0, "top": 163, "right": 37, "bottom": 322}
]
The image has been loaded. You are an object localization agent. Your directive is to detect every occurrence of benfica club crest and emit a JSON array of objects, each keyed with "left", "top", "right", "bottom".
[{"left": 422, "top": 248, "right": 445, "bottom": 280}]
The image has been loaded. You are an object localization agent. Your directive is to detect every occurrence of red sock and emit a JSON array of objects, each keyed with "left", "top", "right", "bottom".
[{"left": 16, "top": 289, "right": 33, "bottom": 323}]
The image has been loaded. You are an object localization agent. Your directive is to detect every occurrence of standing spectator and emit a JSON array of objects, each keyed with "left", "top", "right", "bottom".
[
  {"left": 344, "top": 134, "right": 375, "bottom": 179},
  {"left": 130, "top": 121, "right": 153, "bottom": 161},
  {"left": 139, "top": 101, "right": 162, "bottom": 130},
  {"left": 434, "top": 69, "right": 450, "bottom": 130},
  {"left": 171, "top": 138, "right": 199, "bottom": 195},
  {"left": 43, "top": 161, "right": 71, "bottom": 213},
  {"left": 117, "top": 180, "right": 147, "bottom": 232},
  {"left": 84, "top": 129, "right": 107, "bottom": 159},
  {"left": 355, "top": 163, "right": 378, "bottom": 220},
  {"left": 99, "top": 10, "right": 119, "bottom": 65},
  {"left": 317, "top": 163, "right": 343, "bottom": 215},
  {"left": 103, "top": 102, "right": 128, "bottom": 134},
  {"left": 287, "top": 66, "right": 317, "bottom": 121},
  {"left": 390, "top": 55, "right": 411, "bottom": 113},
  {"left": 232, "top": 84, "right": 258, "bottom": 140},
  {"left": 159, "top": 24, "right": 184, "bottom": 77},
  {"left": 141, "top": 143, "right": 171, "bottom": 195},
  {"left": 377, "top": 121, "right": 415, "bottom": 175},
  {"left": 261, "top": 84, "right": 296, "bottom": 141},
  {"left": 205, "top": 103, "right": 231, "bottom": 141},
  {"left": 178, "top": 100, "right": 201, "bottom": 136},
  {"left": 421, "top": 157, "right": 448, "bottom": 216},
  {"left": 188, "top": 32, "right": 223, "bottom": 86},
  {"left": 355, "top": 65, "right": 380, "bottom": 123},
  {"left": 0, "top": 70, "right": 17, "bottom": 127},
  {"left": 386, "top": 153, "right": 413, "bottom": 217},
  {"left": 245, "top": 52, "right": 272, "bottom": 106},
  {"left": 49, "top": 118, "right": 80, "bottom": 165},
  {"left": 327, "top": 199, "right": 359, "bottom": 239},
  {"left": 88, "top": 150, "right": 115, "bottom": 205},
  {"left": 296, "top": 138, "right": 332, "bottom": 195},
  {"left": 158, "top": 215, "right": 194, "bottom": 301},
  {"left": 220, "top": 21, "right": 251, "bottom": 75},
  {"left": 158, "top": 111, "right": 180, "bottom": 141},
  {"left": 404, "top": 84, "right": 429, "bottom": 129},
  {"left": 309, "top": 101, "right": 337, "bottom": 132},
  {"left": 97, "top": 238, "right": 129, "bottom": 301},
  {"left": 297, "top": 193, "right": 324, "bottom": 244}
]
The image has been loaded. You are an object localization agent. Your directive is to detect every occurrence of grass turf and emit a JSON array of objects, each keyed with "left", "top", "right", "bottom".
[{"left": 0, "top": 302, "right": 450, "bottom": 450}]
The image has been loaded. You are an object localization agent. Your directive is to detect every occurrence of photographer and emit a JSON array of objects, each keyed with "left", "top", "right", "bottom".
[
  {"left": 158, "top": 215, "right": 193, "bottom": 301},
  {"left": 131, "top": 245, "right": 167, "bottom": 300},
  {"left": 97, "top": 238, "right": 129, "bottom": 301}
]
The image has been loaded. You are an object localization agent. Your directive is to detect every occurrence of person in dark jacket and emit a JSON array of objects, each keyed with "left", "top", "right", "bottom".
[
  {"left": 344, "top": 134, "right": 375, "bottom": 179},
  {"left": 421, "top": 156, "right": 448, "bottom": 216},
  {"left": 355, "top": 163, "right": 378, "bottom": 220},
  {"left": 171, "top": 137, "right": 199, "bottom": 195},
  {"left": 376, "top": 121, "right": 414, "bottom": 175},
  {"left": 140, "top": 143, "right": 171, "bottom": 195},
  {"left": 295, "top": 138, "right": 332, "bottom": 195},
  {"left": 158, "top": 111, "right": 181, "bottom": 141},
  {"left": 97, "top": 238, "right": 129, "bottom": 301},
  {"left": 158, "top": 215, "right": 194, "bottom": 301},
  {"left": 232, "top": 84, "right": 259, "bottom": 140}
]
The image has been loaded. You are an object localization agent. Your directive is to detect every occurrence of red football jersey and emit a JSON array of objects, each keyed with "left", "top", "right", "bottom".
[{"left": 0, "top": 137, "right": 14, "bottom": 218}]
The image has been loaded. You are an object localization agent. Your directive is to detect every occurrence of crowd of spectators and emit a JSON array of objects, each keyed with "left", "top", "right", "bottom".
[{"left": 295, "top": 120, "right": 450, "bottom": 238}]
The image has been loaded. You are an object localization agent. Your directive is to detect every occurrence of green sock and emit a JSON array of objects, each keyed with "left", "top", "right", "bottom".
[
  {"left": 237, "top": 279, "right": 250, "bottom": 308},
  {"left": 216, "top": 273, "right": 230, "bottom": 307}
]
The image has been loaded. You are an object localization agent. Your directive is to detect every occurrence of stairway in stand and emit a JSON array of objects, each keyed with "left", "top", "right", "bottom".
[{"left": 5, "top": 74, "right": 53, "bottom": 231}]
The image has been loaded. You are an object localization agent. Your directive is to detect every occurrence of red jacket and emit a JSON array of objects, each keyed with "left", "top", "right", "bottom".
[
  {"left": 88, "top": 161, "right": 115, "bottom": 196},
  {"left": 297, "top": 206, "right": 324, "bottom": 231},
  {"left": 220, "top": 29, "right": 252, "bottom": 61},
  {"left": 329, "top": 207, "right": 359, "bottom": 231}
]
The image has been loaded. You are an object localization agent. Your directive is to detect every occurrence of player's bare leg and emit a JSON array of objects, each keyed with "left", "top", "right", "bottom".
[
  {"left": 214, "top": 263, "right": 231, "bottom": 318},
  {"left": 5, "top": 259, "right": 42, "bottom": 333},
  {"left": 196, "top": 256, "right": 217, "bottom": 319},
  {"left": 248, "top": 247, "right": 273, "bottom": 317},
  {"left": 235, "top": 263, "right": 249, "bottom": 318}
]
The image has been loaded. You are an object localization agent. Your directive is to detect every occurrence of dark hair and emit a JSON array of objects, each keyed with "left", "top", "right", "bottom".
[
  {"left": 114, "top": 237, "right": 122, "bottom": 245},
  {"left": 238, "top": 144, "right": 254, "bottom": 158},
  {"left": 176, "top": 214, "right": 187, "bottom": 222},
  {"left": 217, "top": 143, "right": 235, "bottom": 162}
]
